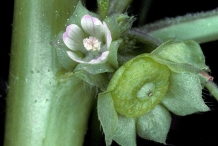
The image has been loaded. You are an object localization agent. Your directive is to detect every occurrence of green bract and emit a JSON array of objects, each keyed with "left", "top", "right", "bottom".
[
  {"left": 98, "top": 40, "right": 210, "bottom": 145},
  {"left": 97, "top": 0, "right": 109, "bottom": 19}
]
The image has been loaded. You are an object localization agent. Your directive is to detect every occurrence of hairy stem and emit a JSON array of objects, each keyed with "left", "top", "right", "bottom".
[
  {"left": 127, "top": 28, "right": 162, "bottom": 47},
  {"left": 4, "top": 0, "right": 95, "bottom": 146},
  {"left": 144, "top": 9, "right": 218, "bottom": 43}
]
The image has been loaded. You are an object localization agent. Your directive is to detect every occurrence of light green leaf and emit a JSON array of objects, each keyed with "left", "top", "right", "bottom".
[
  {"left": 113, "top": 115, "right": 136, "bottom": 146},
  {"left": 162, "top": 72, "right": 210, "bottom": 116},
  {"left": 97, "top": 0, "right": 109, "bottom": 19},
  {"left": 97, "top": 93, "right": 118, "bottom": 146},
  {"left": 136, "top": 104, "right": 171, "bottom": 144},
  {"left": 151, "top": 40, "right": 209, "bottom": 71}
]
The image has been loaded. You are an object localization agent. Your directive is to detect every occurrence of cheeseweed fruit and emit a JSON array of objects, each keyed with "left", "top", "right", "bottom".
[
  {"left": 98, "top": 40, "right": 210, "bottom": 145},
  {"left": 108, "top": 55, "right": 170, "bottom": 117}
]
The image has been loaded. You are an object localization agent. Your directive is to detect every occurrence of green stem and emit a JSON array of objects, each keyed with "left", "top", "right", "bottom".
[
  {"left": 127, "top": 28, "right": 162, "bottom": 48},
  {"left": 144, "top": 9, "right": 218, "bottom": 43},
  {"left": 137, "top": 0, "right": 153, "bottom": 25},
  {"left": 205, "top": 81, "right": 218, "bottom": 101},
  {"left": 4, "top": 0, "right": 95, "bottom": 146}
]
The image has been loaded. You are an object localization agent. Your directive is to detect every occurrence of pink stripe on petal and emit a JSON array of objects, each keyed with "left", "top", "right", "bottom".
[
  {"left": 89, "top": 51, "right": 109, "bottom": 64},
  {"left": 66, "top": 24, "right": 84, "bottom": 40},
  {"left": 63, "top": 24, "right": 85, "bottom": 51},
  {"left": 103, "top": 22, "right": 112, "bottom": 49},
  {"left": 63, "top": 33, "right": 82, "bottom": 51},
  {"left": 62, "top": 32, "right": 68, "bottom": 41}
]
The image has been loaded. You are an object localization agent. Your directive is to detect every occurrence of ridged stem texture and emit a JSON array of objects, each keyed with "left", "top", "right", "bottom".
[{"left": 4, "top": 0, "right": 95, "bottom": 146}]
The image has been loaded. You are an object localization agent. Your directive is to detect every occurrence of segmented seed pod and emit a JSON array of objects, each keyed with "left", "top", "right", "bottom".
[{"left": 108, "top": 54, "right": 171, "bottom": 117}]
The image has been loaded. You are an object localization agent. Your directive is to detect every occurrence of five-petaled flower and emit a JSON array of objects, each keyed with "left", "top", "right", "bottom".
[{"left": 63, "top": 14, "right": 112, "bottom": 64}]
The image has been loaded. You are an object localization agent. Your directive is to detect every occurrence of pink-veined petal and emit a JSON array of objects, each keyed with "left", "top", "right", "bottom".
[
  {"left": 81, "top": 14, "right": 105, "bottom": 41},
  {"left": 103, "top": 22, "right": 112, "bottom": 49},
  {"left": 63, "top": 34, "right": 80, "bottom": 51},
  {"left": 89, "top": 51, "right": 109, "bottom": 64},
  {"left": 63, "top": 24, "right": 85, "bottom": 51},
  {"left": 66, "top": 24, "right": 85, "bottom": 40}
]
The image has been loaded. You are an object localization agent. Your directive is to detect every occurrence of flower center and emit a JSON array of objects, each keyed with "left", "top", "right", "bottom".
[{"left": 83, "top": 36, "right": 101, "bottom": 51}]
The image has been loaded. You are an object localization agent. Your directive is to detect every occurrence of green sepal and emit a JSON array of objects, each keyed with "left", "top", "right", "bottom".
[
  {"left": 74, "top": 63, "right": 114, "bottom": 74},
  {"left": 74, "top": 70, "right": 109, "bottom": 91},
  {"left": 97, "top": 92, "right": 118, "bottom": 146},
  {"left": 104, "top": 15, "right": 121, "bottom": 40},
  {"left": 151, "top": 54, "right": 201, "bottom": 74},
  {"left": 161, "top": 72, "right": 210, "bottom": 116},
  {"left": 117, "top": 14, "right": 135, "bottom": 34},
  {"left": 151, "top": 40, "right": 209, "bottom": 71},
  {"left": 118, "top": 53, "right": 201, "bottom": 74},
  {"left": 74, "top": 39, "right": 122, "bottom": 74},
  {"left": 97, "top": 0, "right": 109, "bottom": 19},
  {"left": 107, "top": 39, "right": 122, "bottom": 68},
  {"left": 105, "top": 51, "right": 202, "bottom": 90},
  {"left": 67, "top": 1, "right": 99, "bottom": 27},
  {"left": 113, "top": 115, "right": 136, "bottom": 146},
  {"left": 50, "top": 33, "right": 78, "bottom": 71},
  {"left": 136, "top": 104, "right": 171, "bottom": 144}
]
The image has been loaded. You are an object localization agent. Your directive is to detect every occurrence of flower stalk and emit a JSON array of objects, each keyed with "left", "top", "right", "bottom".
[{"left": 205, "top": 81, "right": 218, "bottom": 101}]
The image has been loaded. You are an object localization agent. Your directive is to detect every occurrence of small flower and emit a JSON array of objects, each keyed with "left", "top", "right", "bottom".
[{"left": 63, "top": 14, "right": 112, "bottom": 64}]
